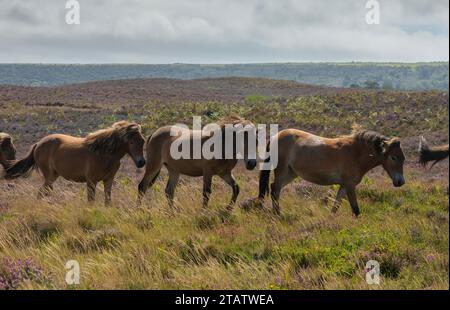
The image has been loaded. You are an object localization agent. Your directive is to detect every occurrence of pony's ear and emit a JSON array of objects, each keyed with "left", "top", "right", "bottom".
[
  {"left": 128, "top": 123, "right": 141, "bottom": 132},
  {"left": 388, "top": 138, "right": 401, "bottom": 148},
  {"left": 382, "top": 138, "right": 401, "bottom": 153},
  {"left": 390, "top": 139, "right": 401, "bottom": 148}
]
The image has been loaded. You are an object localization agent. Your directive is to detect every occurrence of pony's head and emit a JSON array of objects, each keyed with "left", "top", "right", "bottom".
[
  {"left": 0, "top": 133, "right": 16, "bottom": 165},
  {"left": 380, "top": 138, "right": 406, "bottom": 187},
  {"left": 354, "top": 130, "right": 406, "bottom": 187},
  {"left": 217, "top": 115, "right": 257, "bottom": 170},
  {"left": 85, "top": 121, "right": 146, "bottom": 168}
]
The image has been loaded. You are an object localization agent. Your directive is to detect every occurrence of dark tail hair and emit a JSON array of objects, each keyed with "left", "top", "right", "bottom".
[
  {"left": 419, "top": 137, "right": 449, "bottom": 168},
  {"left": 5, "top": 144, "right": 37, "bottom": 179},
  {"left": 258, "top": 142, "right": 272, "bottom": 200}
]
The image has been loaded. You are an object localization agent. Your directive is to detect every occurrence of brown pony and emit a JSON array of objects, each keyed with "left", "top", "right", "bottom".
[
  {"left": 5, "top": 121, "right": 146, "bottom": 205},
  {"left": 419, "top": 136, "right": 449, "bottom": 168},
  {"left": 254, "top": 129, "right": 405, "bottom": 217},
  {"left": 138, "top": 115, "right": 257, "bottom": 210},
  {"left": 0, "top": 133, "right": 16, "bottom": 171}
]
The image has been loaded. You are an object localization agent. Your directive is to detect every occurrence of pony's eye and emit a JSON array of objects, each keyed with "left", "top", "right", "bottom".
[{"left": 391, "top": 156, "right": 397, "bottom": 161}]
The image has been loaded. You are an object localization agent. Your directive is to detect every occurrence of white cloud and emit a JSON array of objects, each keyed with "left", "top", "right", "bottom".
[{"left": 0, "top": 0, "right": 448, "bottom": 63}]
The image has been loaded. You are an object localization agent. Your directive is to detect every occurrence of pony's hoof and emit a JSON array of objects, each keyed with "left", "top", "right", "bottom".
[
  {"left": 225, "top": 204, "right": 234, "bottom": 212},
  {"left": 240, "top": 198, "right": 264, "bottom": 211}
]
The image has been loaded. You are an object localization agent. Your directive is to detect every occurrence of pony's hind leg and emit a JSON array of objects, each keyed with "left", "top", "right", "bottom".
[
  {"left": 37, "top": 170, "right": 58, "bottom": 200},
  {"left": 270, "top": 181, "right": 282, "bottom": 215},
  {"left": 87, "top": 181, "right": 97, "bottom": 203},
  {"left": 219, "top": 173, "right": 239, "bottom": 211},
  {"left": 103, "top": 177, "right": 114, "bottom": 207},
  {"left": 331, "top": 186, "right": 346, "bottom": 214},
  {"left": 202, "top": 174, "right": 213, "bottom": 208},
  {"left": 165, "top": 171, "right": 179, "bottom": 209},
  {"left": 270, "top": 167, "right": 297, "bottom": 215},
  {"left": 38, "top": 183, "right": 54, "bottom": 199},
  {"left": 137, "top": 166, "right": 161, "bottom": 205}
]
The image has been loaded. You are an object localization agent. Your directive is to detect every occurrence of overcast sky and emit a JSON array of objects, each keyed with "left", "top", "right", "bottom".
[{"left": 0, "top": 0, "right": 448, "bottom": 63}]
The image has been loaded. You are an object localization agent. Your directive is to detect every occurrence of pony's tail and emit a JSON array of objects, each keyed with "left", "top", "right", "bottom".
[
  {"left": 5, "top": 144, "right": 37, "bottom": 179},
  {"left": 419, "top": 136, "right": 449, "bottom": 168},
  {"left": 258, "top": 142, "right": 272, "bottom": 200}
]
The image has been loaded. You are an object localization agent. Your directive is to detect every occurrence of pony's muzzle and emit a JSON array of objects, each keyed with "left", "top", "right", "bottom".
[
  {"left": 245, "top": 159, "right": 257, "bottom": 170},
  {"left": 392, "top": 174, "right": 405, "bottom": 187},
  {"left": 135, "top": 157, "right": 146, "bottom": 168}
]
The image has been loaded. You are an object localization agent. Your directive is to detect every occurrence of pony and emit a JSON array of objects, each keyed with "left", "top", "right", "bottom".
[
  {"left": 5, "top": 121, "right": 146, "bottom": 205},
  {"left": 419, "top": 136, "right": 449, "bottom": 168},
  {"left": 0, "top": 132, "right": 16, "bottom": 171},
  {"left": 138, "top": 115, "right": 257, "bottom": 210},
  {"left": 253, "top": 129, "right": 405, "bottom": 217}
]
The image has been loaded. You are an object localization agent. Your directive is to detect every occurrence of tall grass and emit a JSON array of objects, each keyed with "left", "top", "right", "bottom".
[{"left": 0, "top": 164, "right": 448, "bottom": 290}]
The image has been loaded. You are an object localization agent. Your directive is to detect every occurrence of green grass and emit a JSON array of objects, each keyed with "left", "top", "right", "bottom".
[{"left": 0, "top": 169, "right": 447, "bottom": 290}]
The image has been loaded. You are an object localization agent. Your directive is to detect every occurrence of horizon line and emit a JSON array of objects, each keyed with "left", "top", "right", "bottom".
[{"left": 0, "top": 61, "right": 449, "bottom": 66}]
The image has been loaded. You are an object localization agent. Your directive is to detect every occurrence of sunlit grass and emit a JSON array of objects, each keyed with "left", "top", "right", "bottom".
[{"left": 0, "top": 165, "right": 448, "bottom": 290}]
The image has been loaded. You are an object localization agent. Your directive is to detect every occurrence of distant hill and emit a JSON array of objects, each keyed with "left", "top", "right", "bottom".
[
  {"left": 0, "top": 63, "right": 448, "bottom": 91},
  {"left": 0, "top": 77, "right": 344, "bottom": 107},
  {"left": 1, "top": 77, "right": 448, "bottom": 152}
]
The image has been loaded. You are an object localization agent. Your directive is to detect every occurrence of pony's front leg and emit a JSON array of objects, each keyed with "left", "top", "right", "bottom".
[
  {"left": 103, "top": 178, "right": 114, "bottom": 207},
  {"left": 87, "top": 181, "right": 97, "bottom": 203},
  {"left": 219, "top": 173, "right": 239, "bottom": 211},
  {"left": 202, "top": 174, "right": 212, "bottom": 208},
  {"left": 331, "top": 186, "right": 346, "bottom": 214},
  {"left": 345, "top": 186, "right": 360, "bottom": 217}
]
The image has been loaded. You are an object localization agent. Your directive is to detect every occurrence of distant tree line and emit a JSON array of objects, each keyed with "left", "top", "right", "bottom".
[{"left": 0, "top": 63, "right": 448, "bottom": 91}]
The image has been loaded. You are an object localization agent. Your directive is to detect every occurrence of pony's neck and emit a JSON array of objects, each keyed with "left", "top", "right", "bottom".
[
  {"left": 95, "top": 147, "right": 127, "bottom": 162},
  {"left": 112, "top": 148, "right": 128, "bottom": 161},
  {"left": 354, "top": 140, "right": 383, "bottom": 174}
]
